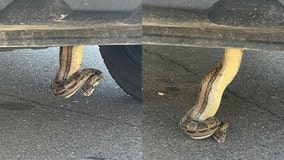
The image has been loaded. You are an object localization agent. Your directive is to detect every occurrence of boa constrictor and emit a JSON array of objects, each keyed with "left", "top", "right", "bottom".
[
  {"left": 180, "top": 48, "right": 243, "bottom": 143},
  {"left": 51, "top": 46, "right": 103, "bottom": 98}
]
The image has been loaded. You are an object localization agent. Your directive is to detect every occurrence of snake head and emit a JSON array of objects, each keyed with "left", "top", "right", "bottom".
[
  {"left": 81, "top": 69, "right": 103, "bottom": 96},
  {"left": 212, "top": 122, "right": 229, "bottom": 143}
]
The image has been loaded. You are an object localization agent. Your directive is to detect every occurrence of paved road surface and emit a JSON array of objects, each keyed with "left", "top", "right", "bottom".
[
  {"left": 0, "top": 46, "right": 141, "bottom": 160},
  {"left": 142, "top": 45, "right": 284, "bottom": 160},
  {"left": 1, "top": 45, "right": 283, "bottom": 160}
]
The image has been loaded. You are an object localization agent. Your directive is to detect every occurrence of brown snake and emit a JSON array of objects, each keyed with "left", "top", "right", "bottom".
[
  {"left": 51, "top": 45, "right": 103, "bottom": 98},
  {"left": 51, "top": 46, "right": 242, "bottom": 142},
  {"left": 180, "top": 48, "right": 243, "bottom": 143}
]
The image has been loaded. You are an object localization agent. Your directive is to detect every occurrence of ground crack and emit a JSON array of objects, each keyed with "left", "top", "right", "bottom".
[
  {"left": 1, "top": 93, "right": 137, "bottom": 127},
  {"left": 157, "top": 53, "right": 201, "bottom": 77},
  {"left": 157, "top": 53, "right": 283, "bottom": 121},
  {"left": 227, "top": 89, "right": 284, "bottom": 121}
]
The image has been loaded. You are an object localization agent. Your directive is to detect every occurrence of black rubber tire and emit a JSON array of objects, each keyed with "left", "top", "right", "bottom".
[{"left": 99, "top": 45, "right": 142, "bottom": 100}]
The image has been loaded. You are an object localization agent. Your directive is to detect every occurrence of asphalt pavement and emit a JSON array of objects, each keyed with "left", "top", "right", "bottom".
[
  {"left": 142, "top": 45, "right": 284, "bottom": 160},
  {"left": 1, "top": 45, "right": 283, "bottom": 160},
  {"left": 0, "top": 46, "right": 141, "bottom": 160}
]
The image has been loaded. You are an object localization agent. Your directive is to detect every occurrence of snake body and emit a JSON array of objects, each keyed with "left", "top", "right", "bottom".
[
  {"left": 51, "top": 46, "right": 242, "bottom": 142},
  {"left": 180, "top": 48, "right": 243, "bottom": 142},
  {"left": 51, "top": 46, "right": 103, "bottom": 98}
]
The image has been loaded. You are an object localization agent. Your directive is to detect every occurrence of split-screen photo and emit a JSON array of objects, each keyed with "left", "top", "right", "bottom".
[{"left": 0, "top": 0, "right": 283, "bottom": 159}]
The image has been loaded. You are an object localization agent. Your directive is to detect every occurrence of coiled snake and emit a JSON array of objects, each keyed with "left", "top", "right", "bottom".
[
  {"left": 50, "top": 46, "right": 243, "bottom": 143},
  {"left": 180, "top": 48, "right": 243, "bottom": 143},
  {"left": 51, "top": 45, "right": 103, "bottom": 98}
]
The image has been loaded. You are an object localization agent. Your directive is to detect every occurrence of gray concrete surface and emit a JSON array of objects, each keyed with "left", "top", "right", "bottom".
[
  {"left": 0, "top": 46, "right": 141, "bottom": 160},
  {"left": 142, "top": 45, "right": 284, "bottom": 159}
]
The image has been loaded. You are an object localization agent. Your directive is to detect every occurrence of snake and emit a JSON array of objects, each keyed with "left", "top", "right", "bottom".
[
  {"left": 51, "top": 45, "right": 103, "bottom": 98},
  {"left": 180, "top": 48, "right": 243, "bottom": 143}
]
